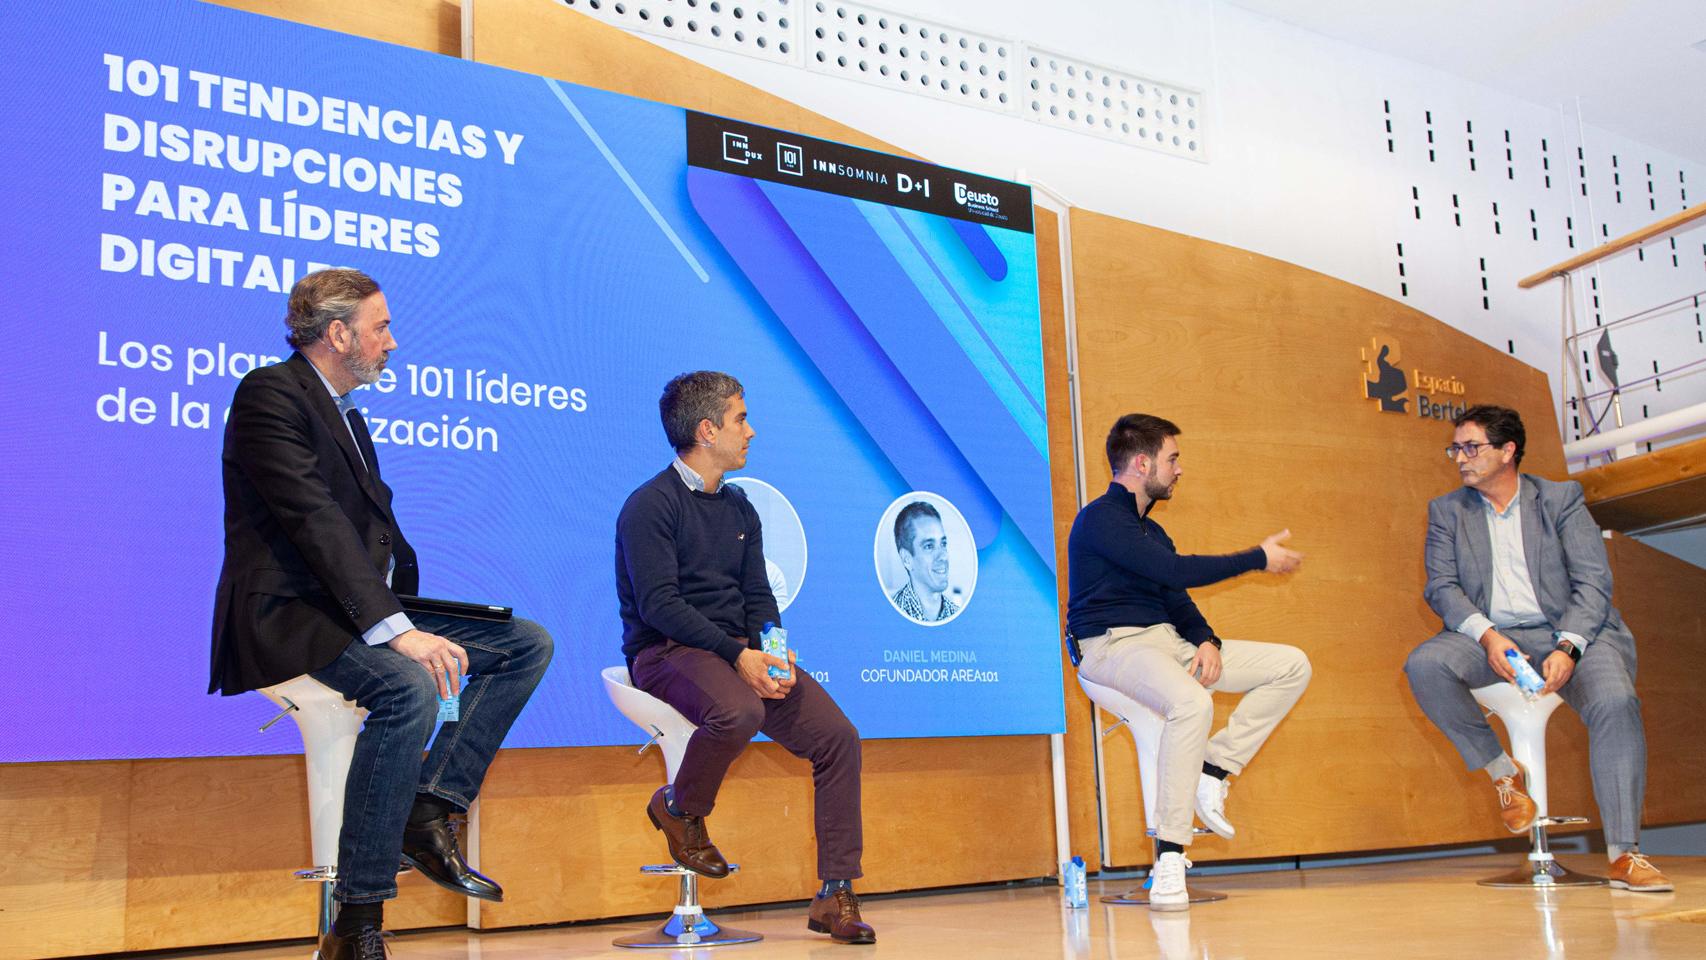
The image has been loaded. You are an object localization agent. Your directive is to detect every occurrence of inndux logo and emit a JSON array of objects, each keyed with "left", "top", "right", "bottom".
[{"left": 953, "top": 182, "right": 1000, "bottom": 209}]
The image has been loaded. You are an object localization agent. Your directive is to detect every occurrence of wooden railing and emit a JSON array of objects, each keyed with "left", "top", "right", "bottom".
[{"left": 1519, "top": 200, "right": 1706, "bottom": 288}]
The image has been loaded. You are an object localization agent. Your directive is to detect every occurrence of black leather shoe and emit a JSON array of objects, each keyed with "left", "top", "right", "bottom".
[
  {"left": 400, "top": 814, "right": 504, "bottom": 901},
  {"left": 317, "top": 924, "right": 387, "bottom": 960}
]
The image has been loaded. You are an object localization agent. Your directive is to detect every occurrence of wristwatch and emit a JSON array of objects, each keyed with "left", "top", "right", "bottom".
[
  {"left": 1203, "top": 635, "right": 1223, "bottom": 651},
  {"left": 1554, "top": 635, "right": 1581, "bottom": 663}
]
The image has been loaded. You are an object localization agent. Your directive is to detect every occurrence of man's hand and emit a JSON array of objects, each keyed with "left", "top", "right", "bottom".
[
  {"left": 1540, "top": 649, "right": 1576, "bottom": 695},
  {"left": 1479, "top": 628, "right": 1520, "bottom": 683},
  {"left": 774, "top": 649, "right": 800, "bottom": 696},
  {"left": 736, "top": 647, "right": 790, "bottom": 700},
  {"left": 1260, "top": 529, "right": 1303, "bottom": 574},
  {"left": 388, "top": 629, "right": 469, "bottom": 698},
  {"left": 1187, "top": 642, "right": 1223, "bottom": 688}
]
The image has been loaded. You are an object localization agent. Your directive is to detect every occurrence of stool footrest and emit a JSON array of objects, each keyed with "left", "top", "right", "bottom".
[
  {"left": 639, "top": 863, "right": 741, "bottom": 876},
  {"left": 1536, "top": 816, "right": 1588, "bottom": 827},
  {"left": 294, "top": 867, "right": 336, "bottom": 882}
]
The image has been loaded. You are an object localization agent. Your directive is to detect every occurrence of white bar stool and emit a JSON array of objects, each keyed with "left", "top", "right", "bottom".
[
  {"left": 1470, "top": 682, "right": 1606, "bottom": 888},
  {"left": 1078, "top": 674, "right": 1227, "bottom": 906},
  {"left": 257, "top": 674, "right": 371, "bottom": 937},
  {"left": 600, "top": 665, "right": 762, "bottom": 948}
]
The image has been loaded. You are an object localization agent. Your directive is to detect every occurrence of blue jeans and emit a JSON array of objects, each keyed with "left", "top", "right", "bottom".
[{"left": 309, "top": 613, "right": 553, "bottom": 903}]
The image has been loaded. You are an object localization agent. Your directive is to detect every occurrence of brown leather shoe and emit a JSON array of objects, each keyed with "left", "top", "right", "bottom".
[
  {"left": 1493, "top": 761, "right": 1537, "bottom": 833},
  {"left": 646, "top": 786, "right": 729, "bottom": 879},
  {"left": 1609, "top": 852, "right": 1674, "bottom": 892},
  {"left": 807, "top": 888, "right": 876, "bottom": 945}
]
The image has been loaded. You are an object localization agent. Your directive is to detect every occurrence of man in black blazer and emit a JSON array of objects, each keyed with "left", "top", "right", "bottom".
[{"left": 211, "top": 269, "right": 553, "bottom": 960}]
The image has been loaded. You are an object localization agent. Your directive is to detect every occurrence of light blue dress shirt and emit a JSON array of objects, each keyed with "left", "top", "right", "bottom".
[
  {"left": 672, "top": 456, "right": 720, "bottom": 493},
  {"left": 309, "top": 362, "right": 413, "bottom": 647},
  {"left": 1457, "top": 491, "right": 1587, "bottom": 651}
]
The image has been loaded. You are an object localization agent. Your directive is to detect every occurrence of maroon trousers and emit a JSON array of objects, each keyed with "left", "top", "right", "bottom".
[{"left": 630, "top": 640, "right": 863, "bottom": 880}]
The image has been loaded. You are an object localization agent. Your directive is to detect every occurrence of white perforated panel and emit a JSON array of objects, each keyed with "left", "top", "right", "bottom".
[
  {"left": 802, "top": 2, "right": 1016, "bottom": 111},
  {"left": 558, "top": 0, "right": 801, "bottom": 65},
  {"left": 1022, "top": 48, "right": 1203, "bottom": 160}
]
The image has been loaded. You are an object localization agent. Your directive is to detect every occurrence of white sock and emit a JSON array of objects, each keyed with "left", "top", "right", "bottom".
[{"left": 1607, "top": 844, "right": 1632, "bottom": 864}]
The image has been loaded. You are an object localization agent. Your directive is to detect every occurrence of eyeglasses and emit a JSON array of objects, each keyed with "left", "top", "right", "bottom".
[{"left": 1445, "top": 441, "right": 1496, "bottom": 461}]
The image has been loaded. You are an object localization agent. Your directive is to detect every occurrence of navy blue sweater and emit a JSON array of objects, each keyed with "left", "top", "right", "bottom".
[
  {"left": 1066, "top": 483, "right": 1264, "bottom": 646},
  {"left": 616, "top": 466, "right": 780, "bottom": 665}
]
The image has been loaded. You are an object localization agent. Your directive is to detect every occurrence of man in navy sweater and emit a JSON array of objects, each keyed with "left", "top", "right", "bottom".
[
  {"left": 615, "top": 371, "right": 873, "bottom": 945},
  {"left": 1067, "top": 413, "right": 1311, "bottom": 911}
]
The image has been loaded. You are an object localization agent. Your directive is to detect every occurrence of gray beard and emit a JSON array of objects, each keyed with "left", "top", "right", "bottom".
[{"left": 342, "top": 350, "right": 384, "bottom": 385}]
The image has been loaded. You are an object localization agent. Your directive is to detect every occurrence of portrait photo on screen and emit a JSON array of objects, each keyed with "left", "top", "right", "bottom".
[
  {"left": 874, "top": 493, "right": 977, "bottom": 626},
  {"left": 725, "top": 476, "right": 807, "bottom": 612}
]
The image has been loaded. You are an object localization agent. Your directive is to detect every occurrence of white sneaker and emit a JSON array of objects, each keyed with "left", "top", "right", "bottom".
[
  {"left": 1194, "top": 773, "right": 1235, "bottom": 839},
  {"left": 1148, "top": 851, "right": 1191, "bottom": 911}
]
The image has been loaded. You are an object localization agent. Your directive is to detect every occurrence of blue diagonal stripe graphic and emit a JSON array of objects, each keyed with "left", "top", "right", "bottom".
[{"left": 545, "top": 78, "right": 708, "bottom": 283}]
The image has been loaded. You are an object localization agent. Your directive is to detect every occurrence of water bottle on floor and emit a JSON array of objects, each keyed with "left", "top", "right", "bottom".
[{"left": 1063, "top": 856, "right": 1088, "bottom": 909}]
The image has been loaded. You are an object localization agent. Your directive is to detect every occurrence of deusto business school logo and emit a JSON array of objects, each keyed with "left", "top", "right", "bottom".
[
  {"left": 952, "top": 181, "right": 1006, "bottom": 222},
  {"left": 1360, "top": 337, "right": 1468, "bottom": 420}
]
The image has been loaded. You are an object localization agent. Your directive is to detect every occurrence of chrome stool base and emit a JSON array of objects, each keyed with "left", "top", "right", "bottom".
[
  {"left": 1478, "top": 859, "right": 1607, "bottom": 888},
  {"left": 614, "top": 864, "right": 762, "bottom": 949},
  {"left": 1479, "top": 816, "right": 1606, "bottom": 889},
  {"left": 1101, "top": 884, "right": 1228, "bottom": 906}
]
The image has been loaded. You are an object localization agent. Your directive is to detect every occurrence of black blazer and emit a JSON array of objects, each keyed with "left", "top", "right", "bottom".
[{"left": 209, "top": 352, "right": 419, "bottom": 695}]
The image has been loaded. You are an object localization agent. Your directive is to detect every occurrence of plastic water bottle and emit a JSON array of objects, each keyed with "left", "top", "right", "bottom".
[
  {"left": 760, "top": 622, "right": 791, "bottom": 680},
  {"left": 1063, "top": 856, "right": 1088, "bottom": 908},
  {"left": 1506, "top": 649, "right": 1545, "bottom": 699}
]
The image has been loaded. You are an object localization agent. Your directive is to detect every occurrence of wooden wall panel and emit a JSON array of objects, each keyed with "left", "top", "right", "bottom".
[
  {"left": 205, "top": 0, "right": 461, "bottom": 56},
  {"left": 1066, "top": 206, "right": 1706, "bottom": 867},
  {"left": 0, "top": 763, "right": 130, "bottom": 958}
]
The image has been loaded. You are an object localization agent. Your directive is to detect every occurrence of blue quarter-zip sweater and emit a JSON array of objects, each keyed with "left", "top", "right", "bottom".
[{"left": 1066, "top": 482, "right": 1265, "bottom": 647}]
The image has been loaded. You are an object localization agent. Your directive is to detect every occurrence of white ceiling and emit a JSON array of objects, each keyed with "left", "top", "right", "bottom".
[{"left": 1225, "top": 0, "right": 1706, "bottom": 164}]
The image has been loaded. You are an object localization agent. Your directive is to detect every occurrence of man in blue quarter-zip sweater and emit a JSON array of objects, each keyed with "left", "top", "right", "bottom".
[
  {"left": 615, "top": 371, "right": 874, "bottom": 945},
  {"left": 1066, "top": 413, "right": 1311, "bottom": 911}
]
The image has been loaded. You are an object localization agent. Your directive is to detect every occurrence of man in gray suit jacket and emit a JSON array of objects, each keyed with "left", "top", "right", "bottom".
[{"left": 1404, "top": 404, "right": 1671, "bottom": 892}]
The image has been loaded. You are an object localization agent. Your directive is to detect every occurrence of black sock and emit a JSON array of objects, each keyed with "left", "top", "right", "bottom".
[
  {"left": 409, "top": 792, "right": 455, "bottom": 825},
  {"left": 820, "top": 879, "right": 853, "bottom": 897},
  {"left": 1156, "top": 840, "right": 1185, "bottom": 856},
  {"left": 665, "top": 785, "right": 685, "bottom": 818},
  {"left": 333, "top": 902, "right": 382, "bottom": 936},
  {"left": 1202, "top": 762, "right": 1231, "bottom": 780}
]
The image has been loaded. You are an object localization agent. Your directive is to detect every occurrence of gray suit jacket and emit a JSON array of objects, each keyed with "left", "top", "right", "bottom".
[{"left": 1423, "top": 474, "right": 1636, "bottom": 672}]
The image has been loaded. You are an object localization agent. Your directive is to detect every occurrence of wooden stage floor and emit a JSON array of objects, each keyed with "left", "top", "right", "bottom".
[{"left": 153, "top": 853, "right": 1705, "bottom": 959}]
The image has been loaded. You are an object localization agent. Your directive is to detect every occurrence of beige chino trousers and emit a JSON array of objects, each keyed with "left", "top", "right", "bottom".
[{"left": 1078, "top": 624, "right": 1312, "bottom": 845}]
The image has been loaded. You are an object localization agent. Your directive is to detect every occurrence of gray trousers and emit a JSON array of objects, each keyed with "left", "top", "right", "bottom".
[{"left": 1403, "top": 625, "right": 1645, "bottom": 847}]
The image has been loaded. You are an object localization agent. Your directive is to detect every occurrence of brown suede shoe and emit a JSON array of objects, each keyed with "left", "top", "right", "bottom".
[
  {"left": 646, "top": 786, "right": 730, "bottom": 879},
  {"left": 1609, "top": 852, "right": 1674, "bottom": 892},
  {"left": 1493, "top": 760, "right": 1537, "bottom": 833},
  {"left": 807, "top": 888, "right": 876, "bottom": 945}
]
